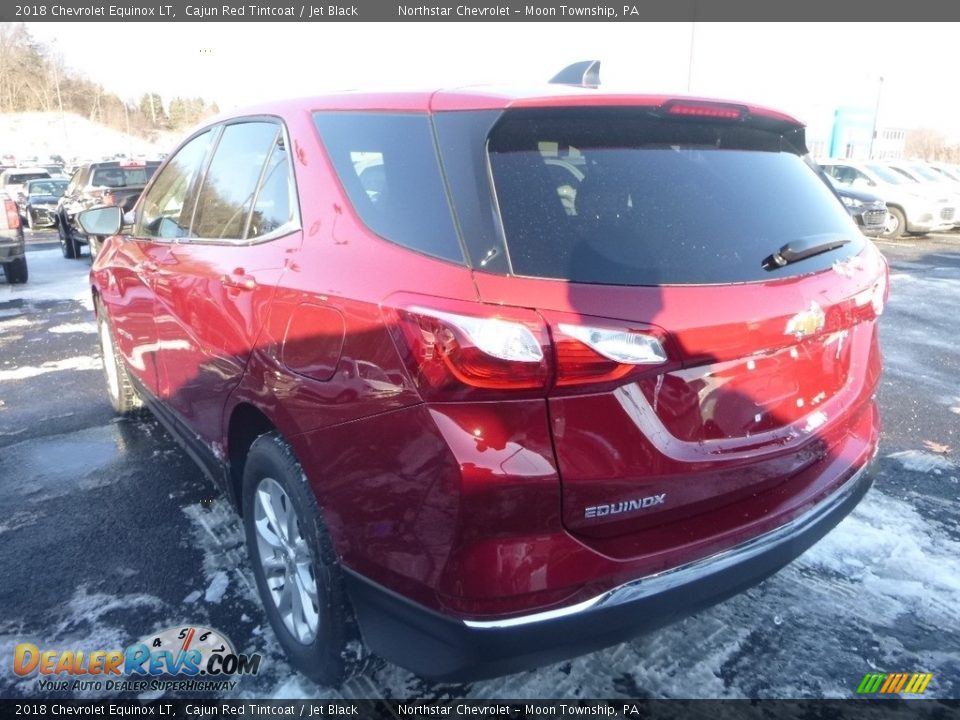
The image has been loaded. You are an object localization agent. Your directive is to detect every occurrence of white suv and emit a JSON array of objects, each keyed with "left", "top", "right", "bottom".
[{"left": 819, "top": 159, "right": 956, "bottom": 238}]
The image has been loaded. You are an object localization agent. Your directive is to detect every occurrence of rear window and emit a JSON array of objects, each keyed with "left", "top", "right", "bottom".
[
  {"left": 313, "top": 112, "right": 463, "bottom": 263},
  {"left": 91, "top": 165, "right": 158, "bottom": 188},
  {"left": 5, "top": 172, "right": 49, "bottom": 185},
  {"left": 488, "top": 109, "right": 863, "bottom": 285}
]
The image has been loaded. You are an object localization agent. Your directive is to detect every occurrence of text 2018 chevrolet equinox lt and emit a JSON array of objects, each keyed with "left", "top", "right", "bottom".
[{"left": 81, "top": 74, "right": 887, "bottom": 684}]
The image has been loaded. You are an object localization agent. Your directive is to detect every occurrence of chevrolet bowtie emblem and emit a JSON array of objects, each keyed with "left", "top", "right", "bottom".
[{"left": 785, "top": 302, "right": 826, "bottom": 338}]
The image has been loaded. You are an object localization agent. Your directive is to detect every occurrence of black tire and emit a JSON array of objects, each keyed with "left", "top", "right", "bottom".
[
  {"left": 95, "top": 300, "right": 141, "bottom": 414},
  {"left": 242, "top": 432, "right": 359, "bottom": 686},
  {"left": 2, "top": 257, "right": 28, "bottom": 284},
  {"left": 59, "top": 216, "right": 77, "bottom": 259},
  {"left": 880, "top": 207, "right": 906, "bottom": 240}
]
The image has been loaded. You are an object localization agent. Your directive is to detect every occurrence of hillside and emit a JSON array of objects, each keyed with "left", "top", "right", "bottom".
[{"left": 0, "top": 112, "right": 177, "bottom": 161}]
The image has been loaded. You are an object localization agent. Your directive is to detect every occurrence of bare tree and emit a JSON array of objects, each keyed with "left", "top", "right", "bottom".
[{"left": 904, "top": 128, "right": 949, "bottom": 161}]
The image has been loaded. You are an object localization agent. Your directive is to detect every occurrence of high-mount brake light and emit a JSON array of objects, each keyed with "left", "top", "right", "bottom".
[{"left": 664, "top": 102, "right": 744, "bottom": 120}]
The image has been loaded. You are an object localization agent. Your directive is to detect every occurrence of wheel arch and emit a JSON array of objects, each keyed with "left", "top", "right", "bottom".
[{"left": 226, "top": 402, "right": 279, "bottom": 515}]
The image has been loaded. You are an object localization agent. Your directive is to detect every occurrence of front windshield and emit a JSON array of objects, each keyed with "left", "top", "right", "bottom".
[{"left": 866, "top": 164, "right": 910, "bottom": 184}]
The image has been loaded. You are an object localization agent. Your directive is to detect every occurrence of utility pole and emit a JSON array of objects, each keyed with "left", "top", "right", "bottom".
[
  {"left": 868, "top": 75, "right": 884, "bottom": 160},
  {"left": 686, "top": 20, "right": 696, "bottom": 93}
]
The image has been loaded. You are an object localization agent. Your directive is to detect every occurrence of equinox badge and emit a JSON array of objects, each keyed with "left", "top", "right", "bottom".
[{"left": 585, "top": 493, "right": 666, "bottom": 519}]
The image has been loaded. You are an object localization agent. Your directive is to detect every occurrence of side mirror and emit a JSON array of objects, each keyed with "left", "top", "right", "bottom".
[{"left": 78, "top": 205, "right": 123, "bottom": 236}]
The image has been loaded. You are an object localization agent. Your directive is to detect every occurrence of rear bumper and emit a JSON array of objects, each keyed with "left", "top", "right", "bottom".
[
  {"left": 344, "top": 461, "right": 874, "bottom": 681},
  {"left": 0, "top": 231, "right": 25, "bottom": 260}
]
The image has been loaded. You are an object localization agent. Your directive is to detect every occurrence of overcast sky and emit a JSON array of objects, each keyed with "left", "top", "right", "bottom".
[{"left": 26, "top": 22, "right": 960, "bottom": 141}]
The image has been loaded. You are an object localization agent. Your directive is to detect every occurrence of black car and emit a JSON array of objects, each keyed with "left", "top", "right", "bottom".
[
  {"left": 57, "top": 160, "right": 160, "bottom": 258},
  {"left": 18, "top": 178, "right": 69, "bottom": 230},
  {"left": 833, "top": 184, "right": 888, "bottom": 237}
]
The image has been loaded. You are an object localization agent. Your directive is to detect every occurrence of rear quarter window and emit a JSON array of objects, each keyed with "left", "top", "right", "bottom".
[{"left": 313, "top": 112, "right": 464, "bottom": 264}]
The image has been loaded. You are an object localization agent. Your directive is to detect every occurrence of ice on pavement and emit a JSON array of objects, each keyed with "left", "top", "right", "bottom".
[
  {"left": 0, "top": 356, "right": 101, "bottom": 382},
  {"left": 204, "top": 571, "right": 230, "bottom": 604}
]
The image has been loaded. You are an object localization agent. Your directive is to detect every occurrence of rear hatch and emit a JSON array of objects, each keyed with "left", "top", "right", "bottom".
[{"left": 452, "top": 104, "right": 887, "bottom": 545}]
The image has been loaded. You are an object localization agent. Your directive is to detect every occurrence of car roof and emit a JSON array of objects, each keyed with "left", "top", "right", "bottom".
[
  {"left": 207, "top": 85, "right": 803, "bottom": 126},
  {"left": 1, "top": 166, "right": 51, "bottom": 176}
]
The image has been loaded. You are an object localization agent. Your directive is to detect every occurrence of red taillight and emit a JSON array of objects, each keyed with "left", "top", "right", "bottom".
[
  {"left": 384, "top": 298, "right": 551, "bottom": 401},
  {"left": 4, "top": 199, "right": 19, "bottom": 229},
  {"left": 552, "top": 320, "right": 669, "bottom": 388},
  {"left": 663, "top": 101, "right": 744, "bottom": 120},
  {"left": 384, "top": 297, "right": 672, "bottom": 400}
]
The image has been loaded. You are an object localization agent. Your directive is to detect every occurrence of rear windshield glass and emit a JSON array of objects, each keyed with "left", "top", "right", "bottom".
[
  {"left": 313, "top": 112, "right": 463, "bottom": 263},
  {"left": 5, "top": 172, "right": 49, "bottom": 185},
  {"left": 92, "top": 165, "right": 158, "bottom": 188},
  {"left": 488, "top": 109, "right": 863, "bottom": 285}
]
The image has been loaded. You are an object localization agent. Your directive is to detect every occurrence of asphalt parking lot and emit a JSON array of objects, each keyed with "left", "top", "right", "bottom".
[{"left": 0, "top": 231, "right": 958, "bottom": 700}]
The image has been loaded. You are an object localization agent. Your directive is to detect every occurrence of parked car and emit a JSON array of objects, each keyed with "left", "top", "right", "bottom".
[
  {"left": 0, "top": 167, "right": 52, "bottom": 204},
  {"left": 81, "top": 72, "right": 887, "bottom": 684},
  {"left": 17, "top": 178, "right": 69, "bottom": 230},
  {"left": 827, "top": 179, "right": 888, "bottom": 237},
  {"left": 928, "top": 162, "right": 960, "bottom": 184},
  {"left": 0, "top": 193, "right": 27, "bottom": 284},
  {"left": 885, "top": 161, "right": 960, "bottom": 229},
  {"left": 819, "top": 159, "right": 955, "bottom": 239},
  {"left": 57, "top": 160, "right": 161, "bottom": 259}
]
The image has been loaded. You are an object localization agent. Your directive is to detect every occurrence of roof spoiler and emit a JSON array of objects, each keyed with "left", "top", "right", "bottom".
[{"left": 549, "top": 60, "right": 601, "bottom": 88}]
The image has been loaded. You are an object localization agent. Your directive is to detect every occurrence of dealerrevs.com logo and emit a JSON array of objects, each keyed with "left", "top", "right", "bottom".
[{"left": 13, "top": 625, "right": 262, "bottom": 693}]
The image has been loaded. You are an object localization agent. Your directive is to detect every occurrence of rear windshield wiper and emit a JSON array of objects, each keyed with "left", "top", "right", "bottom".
[{"left": 762, "top": 237, "right": 850, "bottom": 270}]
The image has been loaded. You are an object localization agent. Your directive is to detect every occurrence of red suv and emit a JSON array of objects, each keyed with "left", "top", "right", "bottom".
[{"left": 81, "top": 72, "right": 887, "bottom": 684}]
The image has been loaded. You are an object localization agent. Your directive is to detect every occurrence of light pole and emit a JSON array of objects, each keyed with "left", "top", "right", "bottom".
[
  {"left": 686, "top": 20, "right": 696, "bottom": 93},
  {"left": 868, "top": 75, "right": 884, "bottom": 160}
]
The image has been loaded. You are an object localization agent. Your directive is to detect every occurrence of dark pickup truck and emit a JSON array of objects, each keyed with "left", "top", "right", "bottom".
[{"left": 57, "top": 160, "right": 160, "bottom": 258}]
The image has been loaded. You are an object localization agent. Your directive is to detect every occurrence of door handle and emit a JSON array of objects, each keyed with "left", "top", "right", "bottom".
[{"left": 222, "top": 273, "right": 257, "bottom": 291}]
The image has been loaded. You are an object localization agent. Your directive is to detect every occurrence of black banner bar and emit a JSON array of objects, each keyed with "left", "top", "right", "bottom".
[
  {"left": 4, "top": 0, "right": 960, "bottom": 22},
  {"left": 2, "top": 700, "right": 960, "bottom": 719}
]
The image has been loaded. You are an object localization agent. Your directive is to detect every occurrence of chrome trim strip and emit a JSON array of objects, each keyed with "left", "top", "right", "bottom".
[{"left": 462, "top": 465, "right": 869, "bottom": 630}]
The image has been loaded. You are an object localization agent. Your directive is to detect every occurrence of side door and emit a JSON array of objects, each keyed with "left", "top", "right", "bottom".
[
  {"left": 113, "top": 130, "right": 216, "bottom": 397},
  {"left": 152, "top": 119, "right": 301, "bottom": 445},
  {"left": 59, "top": 167, "right": 87, "bottom": 231}
]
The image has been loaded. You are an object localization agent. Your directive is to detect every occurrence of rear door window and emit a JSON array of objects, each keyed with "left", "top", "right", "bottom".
[
  {"left": 191, "top": 121, "right": 283, "bottom": 240},
  {"left": 488, "top": 109, "right": 863, "bottom": 285}
]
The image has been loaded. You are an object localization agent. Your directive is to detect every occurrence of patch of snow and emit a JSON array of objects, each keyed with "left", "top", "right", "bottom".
[
  {"left": 49, "top": 322, "right": 97, "bottom": 334},
  {"left": 0, "top": 249, "right": 94, "bottom": 310},
  {"left": 204, "top": 571, "right": 229, "bottom": 604},
  {"left": 0, "top": 355, "right": 101, "bottom": 382},
  {"left": 0, "top": 317, "right": 33, "bottom": 333},
  {"left": 183, "top": 590, "right": 202, "bottom": 604},
  {"left": 887, "top": 450, "right": 956, "bottom": 473}
]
